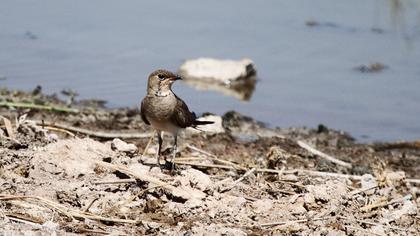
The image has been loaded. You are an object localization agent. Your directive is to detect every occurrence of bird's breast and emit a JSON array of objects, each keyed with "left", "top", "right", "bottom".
[{"left": 143, "top": 94, "right": 178, "bottom": 133}]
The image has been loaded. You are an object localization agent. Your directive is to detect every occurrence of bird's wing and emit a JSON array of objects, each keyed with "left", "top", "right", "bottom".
[
  {"left": 171, "top": 95, "right": 196, "bottom": 128},
  {"left": 140, "top": 98, "right": 150, "bottom": 125}
]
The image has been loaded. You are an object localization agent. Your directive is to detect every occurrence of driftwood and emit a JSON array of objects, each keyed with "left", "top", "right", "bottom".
[
  {"left": 0, "top": 101, "right": 79, "bottom": 113},
  {"left": 297, "top": 140, "right": 352, "bottom": 168},
  {"left": 220, "top": 168, "right": 256, "bottom": 193},
  {"left": 0, "top": 194, "right": 138, "bottom": 224},
  {"left": 373, "top": 140, "right": 420, "bottom": 150},
  {"left": 34, "top": 120, "right": 153, "bottom": 139},
  {"left": 360, "top": 194, "right": 412, "bottom": 212},
  {"left": 174, "top": 160, "right": 420, "bottom": 185},
  {"left": 94, "top": 161, "right": 196, "bottom": 200}
]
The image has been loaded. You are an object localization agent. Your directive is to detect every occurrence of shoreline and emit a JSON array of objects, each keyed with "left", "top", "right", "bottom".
[{"left": 0, "top": 86, "right": 419, "bottom": 234}]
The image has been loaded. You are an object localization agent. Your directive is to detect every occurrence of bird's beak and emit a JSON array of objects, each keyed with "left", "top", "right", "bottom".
[{"left": 170, "top": 76, "right": 182, "bottom": 81}]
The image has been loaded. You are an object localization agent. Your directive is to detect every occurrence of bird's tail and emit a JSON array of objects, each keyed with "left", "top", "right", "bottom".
[{"left": 193, "top": 120, "right": 214, "bottom": 126}]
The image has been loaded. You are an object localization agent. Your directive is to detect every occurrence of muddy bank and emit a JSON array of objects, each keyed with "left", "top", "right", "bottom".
[{"left": 0, "top": 88, "right": 419, "bottom": 235}]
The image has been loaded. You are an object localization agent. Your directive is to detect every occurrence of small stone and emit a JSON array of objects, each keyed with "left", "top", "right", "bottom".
[
  {"left": 179, "top": 168, "right": 213, "bottom": 191},
  {"left": 361, "top": 174, "right": 377, "bottom": 195},
  {"left": 111, "top": 138, "right": 138, "bottom": 153},
  {"left": 185, "top": 198, "right": 203, "bottom": 209},
  {"left": 42, "top": 221, "right": 59, "bottom": 231}
]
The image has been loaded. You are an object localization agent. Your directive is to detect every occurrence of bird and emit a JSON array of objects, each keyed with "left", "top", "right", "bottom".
[{"left": 140, "top": 69, "right": 214, "bottom": 170}]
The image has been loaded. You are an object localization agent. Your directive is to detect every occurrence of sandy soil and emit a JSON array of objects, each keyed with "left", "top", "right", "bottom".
[{"left": 0, "top": 88, "right": 419, "bottom": 235}]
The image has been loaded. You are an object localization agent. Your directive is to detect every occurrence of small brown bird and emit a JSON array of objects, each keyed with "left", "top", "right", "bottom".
[{"left": 140, "top": 69, "right": 213, "bottom": 169}]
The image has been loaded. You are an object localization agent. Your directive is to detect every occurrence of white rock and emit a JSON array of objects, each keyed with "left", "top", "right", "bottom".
[
  {"left": 42, "top": 221, "right": 59, "bottom": 231},
  {"left": 361, "top": 174, "right": 377, "bottom": 195},
  {"left": 252, "top": 199, "right": 273, "bottom": 213},
  {"left": 178, "top": 58, "right": 256, "bottom": 85},
  {"left": 379, "top": 199, "right": 416, "bottom": 224},
  {"left": 111, "top": 138, "right": 138, "bottom": 153},
  {"left": 179, "top": 168, "right": 213, "bottom": 191}
]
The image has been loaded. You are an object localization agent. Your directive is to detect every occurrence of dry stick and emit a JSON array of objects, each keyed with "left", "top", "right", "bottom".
[
  {"left": 94, "top": 161, "right": 194, "bottom": 200},
  {"left": 174, "top": 161, "right": 238, "bottom": 170},
  {"left": 186, "top": 144, "right": 244, "bottom": 169},
  {"left": 1, "top": 116, "right": 15, "bottom": 139},
  {"left": 338, "top": 216, "right": 416, "bottom": 233},
  {"left": 349, "top": 185, "right": 379, "bottom": 196},
  {"left": 296, "top": 169, "right": 363, "bottom": 180},
  {"left": 297, "top": 140, "right": 352, "bottom": 168},
  {"left": 78, "top": 228, "right": 110, "bottom": 235},
  {"left": 0, "top": 101, "right": 79, "bottom": 113},
  {"left": 6, "top": 216, "right": 42, "bottom": 228},
  {"left": 141, "top": 133, "right": 155, "bottom": 157},
  {"left": 186, "top": 144, "right": 218, "bottom": 158},
  {"left": 83, "top": 197, "right": 99, "bottom": 212},
  {"left": 360, "top": 194, "right": 412, "bottom": 212},
  {"left": 116, "top": 183, "right": 170, "bottom": 209},
  {"left": 0, "top": 194, "right": 138, "bottom": 224},
  {"left": 275, "top": 180, "right": 305, "bottom": 188},
  {"left": 93, "top": 179, "right": 137, "bottom": 185},
  {"left": 220, "top": 168, "right": 257, "bottom": 193},
  {"left": 42, "top": 125, "right": 76, "bottom": 137},
  {"left": 260, "top": 217, "right": 328, "bottom": 227},
  {"left": 33, "top": 120, "right": 153, "bottom": 139},
  {"left": 0, "top": 195, "right": 74, "bottom": 220},
  {"left": 174, "top": 161, "right": 420, "bottom": 185},
  {"left": 344, "top": 225, "right": 384, "bottom": 236},
  {"left": 406, "top": 178, "right": 420, "bottom": 185}
]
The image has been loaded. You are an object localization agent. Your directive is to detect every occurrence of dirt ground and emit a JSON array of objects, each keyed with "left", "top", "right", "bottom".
[{"left": 0, "top": 88, "right": 419, "bottom": 235}]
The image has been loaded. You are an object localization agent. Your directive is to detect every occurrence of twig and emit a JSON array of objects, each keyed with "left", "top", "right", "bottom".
[
  {"left": 174, "top": 161, "right": 238, "bottom": 170},
  {"left": 373, "top": 140, "right": 420, "bottom": 150},
  {"left": 6, "top": 215, "right": 42, "bottom": 228},
  {"left": 94, "top": 161, "right": 195, "bottom": 200},
  {"left": 0, "top": 194, "right": 139, "bottom": 224},
  {"left": 360, "top": 194, "right": 412, "bottom": 212},
  {"left": 78, "top": 228, "right": 110, "bottom": 235},
  {"left": 1, "top": 116, "right": 15, "bottom": 139},
  {"left": 142, "top": 133, "right": 155, "bottom": 156},
  {"left": 174, "top": 161, "right": 419, "bottom": 185},
  {"left": 296, "top": 169, "right": 363, "bottom": 180},
  {"left": 0, "top": 101, "right": 79, "bottom": 113},
  {"left": 260, "top": 217, "right": 328, "bottom": 227},
  {"left": 83, "top": 197, "right": 99, "bottom": 212},
  {"left": 220, "top": 168, "right": 256, "bottom": 193},
  {"left": 349, "top": 185, "right": 378, "bottom": 196},
  {"left": 344, "top": 225, "right": 384, "bottom": 236},
  {"left": 297, "top": 140, "right": 352, "bottom": 168},
  {"left": 0, "top": 195, "right": 74, "bottom": 219},
  {"left": 42, "top": 125, "right": 76, "bottom": 137},
  {"left": 338, "top": 216, "right": 416, "bottom": 233},
  {"left": 406, "top": 178, "right": 420, "bottom": 185},
  {"left": 33, "top": 120, "right": 153, "bottom": 139},
  {"left": 186, "top": 144, "right": 243, "bottom": 169},
  {"left": 275, "top": 180, "right": 305, "bottom": 188},
  {"left": 186, "top": 144, "right": 217, "bottom": 158},
  {"left": 115, "top": 183, "right": 170, "bottom": 209},
  {"left": 92, "top": 179, "right": 137, "bottom": 185}
]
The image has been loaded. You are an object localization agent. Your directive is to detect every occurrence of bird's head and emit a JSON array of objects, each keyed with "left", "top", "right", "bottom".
[{"left": 147, "top": 69, "right": 182, "bottom": 95}]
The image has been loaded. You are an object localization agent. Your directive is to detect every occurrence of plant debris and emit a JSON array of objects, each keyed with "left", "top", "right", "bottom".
[{"left": 0, "top": 88, "right": 418, "bottom": 235}]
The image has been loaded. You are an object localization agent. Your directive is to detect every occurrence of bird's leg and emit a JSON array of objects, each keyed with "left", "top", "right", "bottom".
[
  {"left": 170, "top": 134, "right": 178, "bottom": 170},
  {"left": 156, "top": 131, "right": 163, "bottom": 168}
]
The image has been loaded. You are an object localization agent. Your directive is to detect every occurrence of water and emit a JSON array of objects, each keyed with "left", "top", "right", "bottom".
[{"left": 0, "top": 0, "right": 419, "bottom": 142}]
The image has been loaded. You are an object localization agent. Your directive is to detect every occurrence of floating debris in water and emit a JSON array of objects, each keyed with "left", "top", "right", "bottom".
[
  {"left": 354, "top": 63, "right": 388, "bottom": 73},
  {"left": 24, "top": 31, "right": 38, "bottom": 40}
]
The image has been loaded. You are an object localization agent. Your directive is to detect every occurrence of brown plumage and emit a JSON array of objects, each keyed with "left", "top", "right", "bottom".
[{"left": 140, "top": 69, "right": 213, "bottom": 169}]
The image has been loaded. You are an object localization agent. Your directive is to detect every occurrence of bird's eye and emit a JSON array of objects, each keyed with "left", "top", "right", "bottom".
[{"left": 158, "top": 74, "right": 165, "bottom": 80}]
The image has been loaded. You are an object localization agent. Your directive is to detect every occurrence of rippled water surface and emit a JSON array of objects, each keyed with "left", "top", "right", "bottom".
[{"left": 1, "top": 0, "right": 419, "bottom": 142}]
